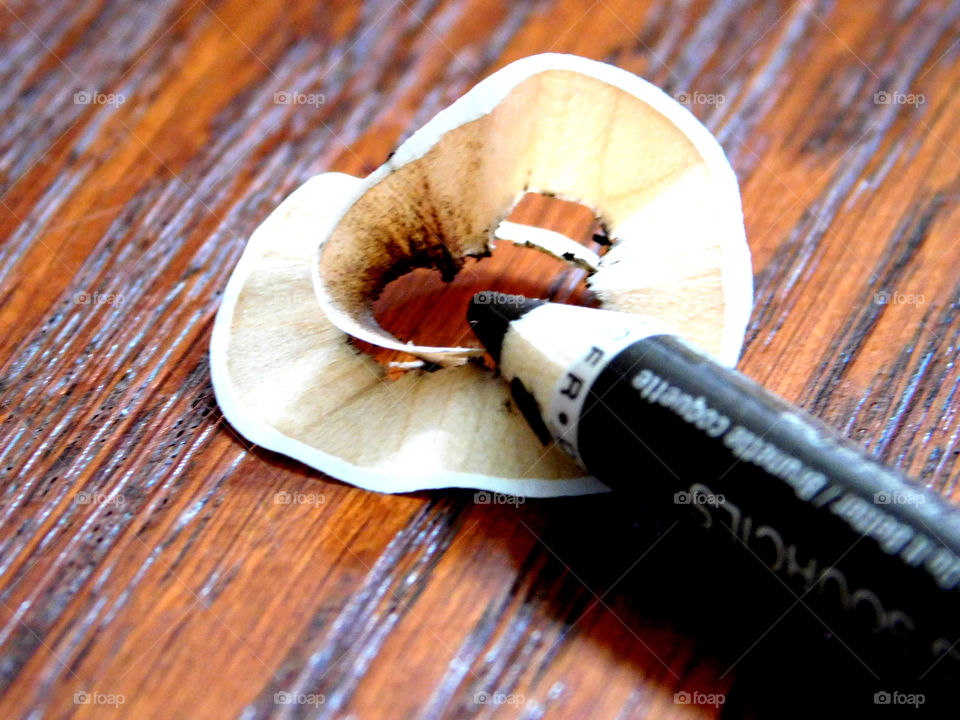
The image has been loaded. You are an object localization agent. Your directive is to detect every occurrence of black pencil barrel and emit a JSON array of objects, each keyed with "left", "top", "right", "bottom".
[{"left": 573, "top": 333, "right": 960, "bottom": 677}]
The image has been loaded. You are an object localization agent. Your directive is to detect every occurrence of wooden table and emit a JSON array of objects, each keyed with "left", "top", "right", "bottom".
[{"left": 3, "top": 0, "right": 960, "bottom": 717}]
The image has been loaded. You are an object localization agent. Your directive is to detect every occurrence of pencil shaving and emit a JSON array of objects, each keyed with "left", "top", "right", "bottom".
[
  {"left": 210, "top": 53, "right": 753, "bottom": 495},
  {"left": 315, "top": 53, "right": 751, "bottom": 367}
]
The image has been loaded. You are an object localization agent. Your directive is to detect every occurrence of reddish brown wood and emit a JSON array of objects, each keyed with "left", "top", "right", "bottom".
[{"left": 2, "top": 0, "right": 960, "bottom": 717}]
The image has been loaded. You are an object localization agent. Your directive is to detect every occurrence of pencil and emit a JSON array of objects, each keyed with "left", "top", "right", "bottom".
[{"left": 468, "top": 291, "right": 960, "bottom": 677}]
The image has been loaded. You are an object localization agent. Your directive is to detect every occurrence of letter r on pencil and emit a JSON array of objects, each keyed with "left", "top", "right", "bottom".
[{"left": 560, "top": 373, "right": 583, "bottom": 399}]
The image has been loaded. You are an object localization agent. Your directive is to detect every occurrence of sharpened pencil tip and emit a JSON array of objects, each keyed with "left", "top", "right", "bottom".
[{"left": 467, "top": 293, "right": 545, "bottom": 364}]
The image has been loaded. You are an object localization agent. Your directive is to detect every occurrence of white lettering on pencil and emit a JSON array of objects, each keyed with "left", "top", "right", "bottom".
[
  {"left": 689, "top": 482, "right": 916, "bottom": 637},
  {"left": 630, "top": 369, "right": 729, "bottom": 437},
  {"left": 633, "top": 369, "right": 960, "bottom": 591},
  {"left": 723, "top": 425, "right": 828, "bottom": 501}
]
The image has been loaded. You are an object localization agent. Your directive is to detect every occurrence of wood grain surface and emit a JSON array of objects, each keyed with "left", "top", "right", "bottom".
[{"left": 3, "top": 0, "right": 960, "bottom": 717}]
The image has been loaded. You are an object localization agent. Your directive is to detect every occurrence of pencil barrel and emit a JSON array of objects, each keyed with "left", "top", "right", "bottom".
[{"left": 572, "top": 334, "right": 960, "bottom": 678}]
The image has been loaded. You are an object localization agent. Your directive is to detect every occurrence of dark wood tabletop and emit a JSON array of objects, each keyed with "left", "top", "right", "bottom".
[{"left": 3, "top": 0, "right": 960, "bottom": 717}]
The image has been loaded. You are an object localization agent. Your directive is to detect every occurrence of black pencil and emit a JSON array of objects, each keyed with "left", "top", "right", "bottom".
[{"left": 468, "top": 291, "right": 960, "bottom": 679}]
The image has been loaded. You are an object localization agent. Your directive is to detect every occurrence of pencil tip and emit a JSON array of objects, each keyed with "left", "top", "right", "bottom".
[{"left": 467, "top": 293, "right": 545, "bottom": 364}]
